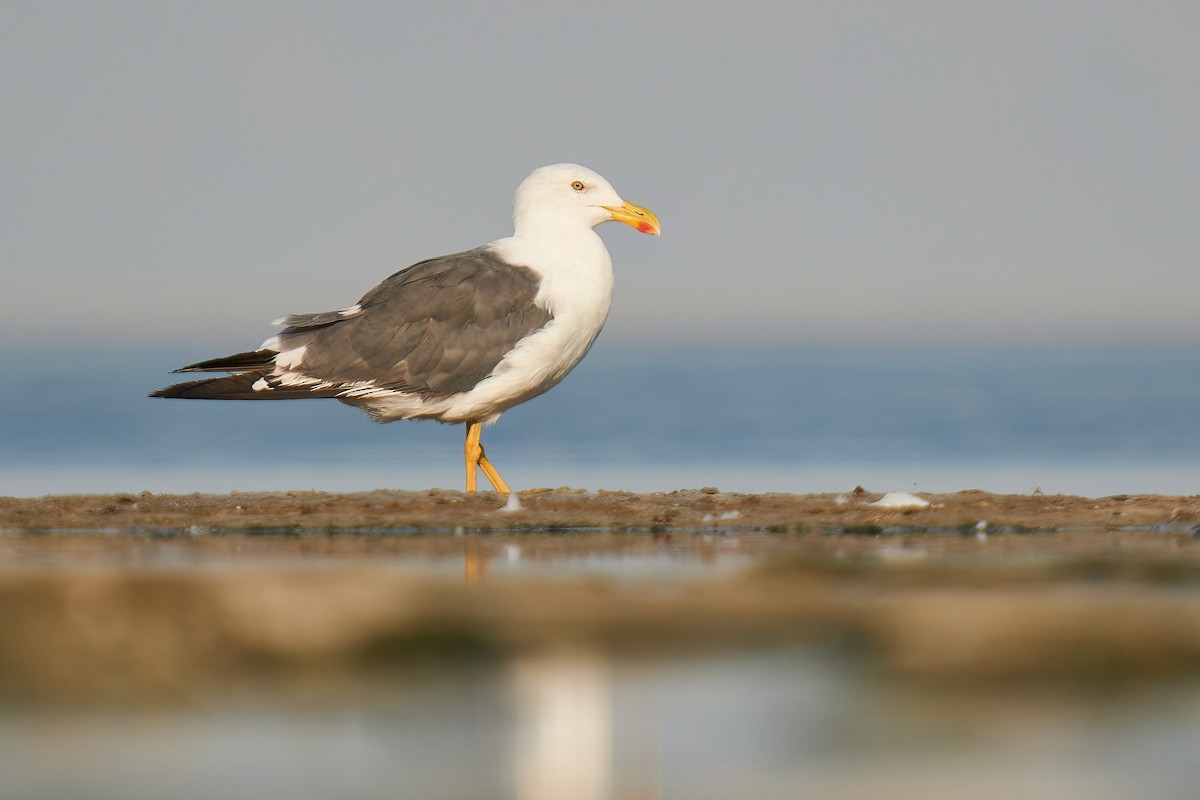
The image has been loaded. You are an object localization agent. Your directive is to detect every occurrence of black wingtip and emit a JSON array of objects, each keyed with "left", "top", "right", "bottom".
[
  {"left": 150, "top": 373, "right": 262, "bottom": 399},
  {"left": 150, "top": 381, "right": 201, "bottom": 398},
  {"left": 170, "top": 349, "right": 278, "bottom": 374},
  {"left": 150, "top": 372, "right": 344, "bottom": 401}
]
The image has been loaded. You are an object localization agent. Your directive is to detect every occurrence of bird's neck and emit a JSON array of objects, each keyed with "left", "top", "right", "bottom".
[
  {"left": 513, "top": 213, "right": 599, "bottom": 242},
  {"left": 490, "top": 226, "right": 615, "bottom": 314},
  {"left": 506, "top": 222, "right": 609, "bottom": 271}
]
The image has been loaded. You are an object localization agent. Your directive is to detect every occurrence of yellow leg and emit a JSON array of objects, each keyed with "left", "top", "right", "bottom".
[
  {"left": 465, "top": 422, "right": 480, "bottom": 493},
  {"left": 479, "top": 453, "right": 510, "bottom": 494},
  {"left": 464, "top": 422, "right": 510, "bottom": 494}
]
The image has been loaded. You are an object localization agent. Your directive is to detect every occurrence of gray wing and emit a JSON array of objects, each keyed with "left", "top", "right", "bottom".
[{"left": 269, "top": 247, "right": 552, "bottom": 399}]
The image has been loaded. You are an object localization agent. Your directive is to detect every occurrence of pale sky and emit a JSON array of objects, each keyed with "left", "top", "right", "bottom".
[{"left": 3, "top": 1, "right": 1198, "bottom": 349}]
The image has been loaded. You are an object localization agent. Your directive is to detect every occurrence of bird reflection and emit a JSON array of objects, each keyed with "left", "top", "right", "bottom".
[
  {"left": 512, "top": 649, "right": 613, "bottom": 800},
  {"left": 463, "top": 543, "right": 658, "bottom": 798},
  {"left": 463, "top": 537, "right": 492, "bottom": 585}
]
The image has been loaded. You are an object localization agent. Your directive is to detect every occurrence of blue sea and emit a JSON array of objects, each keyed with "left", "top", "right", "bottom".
[{"left": 2, "top": 342, "right": 1197, "bottom": 498}]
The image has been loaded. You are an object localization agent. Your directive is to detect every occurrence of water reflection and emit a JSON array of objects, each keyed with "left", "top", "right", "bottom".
[
  {"left": 513, "top": 650, "right": 612, "bottom": 800},
  {"left": 0, "top": 529, "right": 755, "bottom": 583},
  {"left": 6, "top": 527, "right": 1200, "bottom": 798},
  {"left": 464, "top": 536, "right": 491, "bottom": 585},
  {"left": 5, "top": 647, "right": 1200, "bottom": 799}
]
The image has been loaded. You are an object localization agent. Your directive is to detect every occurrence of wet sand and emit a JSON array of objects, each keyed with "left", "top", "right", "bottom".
[
  {"left": 4, "top": 487, "right": 1199, "bottom": 531},
  {"left": 2, "top": 489, "right": 1199, "bottom": 701}
]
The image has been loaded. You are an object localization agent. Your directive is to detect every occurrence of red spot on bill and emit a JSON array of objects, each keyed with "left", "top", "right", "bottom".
[{"left": 636, "top": 221, "right": 657, "bottom": 234}]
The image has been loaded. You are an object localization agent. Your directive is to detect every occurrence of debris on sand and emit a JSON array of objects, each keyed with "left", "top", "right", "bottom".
[{"left": 869, "top": 491, "right": 931, "bottom": 509}]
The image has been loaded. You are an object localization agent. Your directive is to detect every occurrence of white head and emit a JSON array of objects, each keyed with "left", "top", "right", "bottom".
[{"left": 512, "top": 163, "right": 660, "bottom": 239}]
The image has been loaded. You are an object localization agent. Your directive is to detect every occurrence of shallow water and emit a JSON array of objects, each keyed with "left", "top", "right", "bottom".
[
  {"left": 5, "top": 525, "right": 1200, "bottom": 798},
  {"left": 0, "top": 528, "right": 757, "bottom": 581},
  {"left": 4, "top": 648, "right": 1200, "bottom": 800}
]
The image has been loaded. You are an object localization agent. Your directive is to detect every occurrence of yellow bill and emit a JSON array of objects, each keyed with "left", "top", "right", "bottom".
[{"left": 602, "top": 201, "right": 661, "bottom": 235}]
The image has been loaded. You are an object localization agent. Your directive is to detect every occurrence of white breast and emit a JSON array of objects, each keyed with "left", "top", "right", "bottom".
[
  {"left": 436, "top": 233, "right": 614, "bottom": 422},
  {"left": 358, "top": 231, "right": 615, "bottom": 425}
]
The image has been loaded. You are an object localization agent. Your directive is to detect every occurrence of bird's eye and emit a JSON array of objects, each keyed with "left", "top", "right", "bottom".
[{"left": 570, "top": 181, "right": 586, "bottom": 191}]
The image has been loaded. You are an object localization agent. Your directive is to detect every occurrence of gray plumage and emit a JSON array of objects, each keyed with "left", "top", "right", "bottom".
[{"left": 151, "top": 247, "right": 553, "bottom": 410}]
